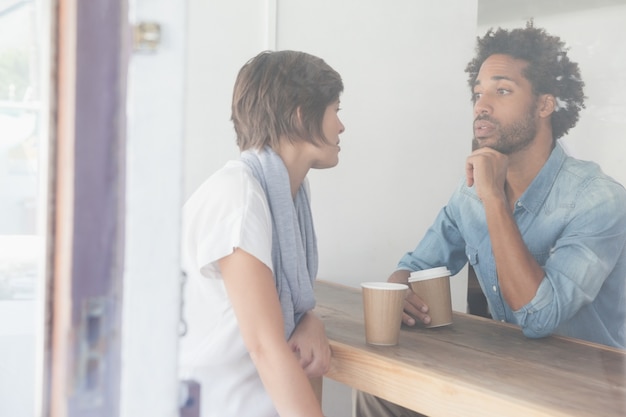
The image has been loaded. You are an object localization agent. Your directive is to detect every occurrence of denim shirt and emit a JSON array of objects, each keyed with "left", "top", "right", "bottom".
[{"left": 398, "top": 144, "right": 626, "bottom": 349}]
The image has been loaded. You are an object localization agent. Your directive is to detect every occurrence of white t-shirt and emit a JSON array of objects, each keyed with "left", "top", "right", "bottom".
[{"left": 178, "top": 160, "right": 277, "bottom": 417}]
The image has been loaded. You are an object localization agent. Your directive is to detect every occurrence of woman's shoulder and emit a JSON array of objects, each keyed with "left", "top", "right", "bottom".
[
  {"left": 207, "top": 159, "right": 258, "bottom": 189},
  {"left": 186, "top": 160, "right": 265, "bottom": 208},
  {"left": 181, "top": 159, "right": 273, "bottom": 274}
]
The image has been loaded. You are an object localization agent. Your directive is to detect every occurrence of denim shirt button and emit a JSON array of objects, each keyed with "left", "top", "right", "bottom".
[{"left": 492, "top": 285, "right": 497, "bottom": 292}]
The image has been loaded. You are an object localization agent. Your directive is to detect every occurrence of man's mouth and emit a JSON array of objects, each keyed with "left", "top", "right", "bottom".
[{"left": 474, "top": 118, "right": 496, "bottom": 137}]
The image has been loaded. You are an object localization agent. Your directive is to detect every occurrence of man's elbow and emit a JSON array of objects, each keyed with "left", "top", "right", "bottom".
[
  {"left": 521, "top": 325, "right": 554, "bottom": 339},
  {"left": 516, "top": 309, "right": 560, "bottom": 339}
]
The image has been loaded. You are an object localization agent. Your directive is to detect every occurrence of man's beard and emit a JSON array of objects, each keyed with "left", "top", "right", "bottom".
[{"left": 472, "top": 103, "right": 538, "bottom": 154}]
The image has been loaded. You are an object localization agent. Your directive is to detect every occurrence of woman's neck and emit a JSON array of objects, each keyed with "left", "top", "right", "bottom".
[{"left": 275, "top": 141, "right": 311, "bottom": 199}]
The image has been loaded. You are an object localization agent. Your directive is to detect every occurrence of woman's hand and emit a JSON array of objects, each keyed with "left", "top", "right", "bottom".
[{"left": 288, "top": 311, "right": 331, "bottom": 378}]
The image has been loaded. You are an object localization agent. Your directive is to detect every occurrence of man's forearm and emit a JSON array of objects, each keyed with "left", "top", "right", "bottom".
[{"left": 483, "top": 198, "right": 545, "bottom": 310}]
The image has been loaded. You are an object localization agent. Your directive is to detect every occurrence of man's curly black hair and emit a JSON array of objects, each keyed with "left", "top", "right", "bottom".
[{"left": 465, "top": 20, "right": 586, "bottom": 140}]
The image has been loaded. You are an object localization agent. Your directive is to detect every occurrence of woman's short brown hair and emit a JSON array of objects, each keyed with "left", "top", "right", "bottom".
[{"left": 231, "top": 50, "right": 343, "bottom": 151}]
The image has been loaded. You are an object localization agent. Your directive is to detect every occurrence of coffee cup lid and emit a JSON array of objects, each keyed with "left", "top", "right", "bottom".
[
  {"left": 408, "top": 267, "right": 451, "bottom": 282},
  {"left": 361, "top": 282, "right": 408, "bottom": 290}
]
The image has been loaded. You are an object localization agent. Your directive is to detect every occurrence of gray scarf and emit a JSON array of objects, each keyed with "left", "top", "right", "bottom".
[{"left": 240, "top": 146, "right": 318, "bottom": 339}]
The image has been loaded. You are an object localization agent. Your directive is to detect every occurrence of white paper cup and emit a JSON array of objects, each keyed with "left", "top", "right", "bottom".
[
  {"left": 361, "top": 282, "right": 408, "bottom": 346},
  {"left": 408, "top": 267, "right": 453, "bottom": 328}
]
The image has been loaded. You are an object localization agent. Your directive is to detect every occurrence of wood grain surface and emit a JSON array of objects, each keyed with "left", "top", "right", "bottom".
[{"left": 314, "top": 280, "right": 626, "bottom": 417}]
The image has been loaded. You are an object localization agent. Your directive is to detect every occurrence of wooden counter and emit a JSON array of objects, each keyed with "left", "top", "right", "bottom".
[{"left": 314, "top": 280, "right": 626, "bottom": 417}]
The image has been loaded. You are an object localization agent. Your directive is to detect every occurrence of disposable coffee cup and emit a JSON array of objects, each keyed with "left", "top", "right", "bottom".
[
  {"left": 408, "top": 267, "right": 453, "bottom": 328},
  {"left": 361, "top": 282, "right": 408, "bottom": 346}
]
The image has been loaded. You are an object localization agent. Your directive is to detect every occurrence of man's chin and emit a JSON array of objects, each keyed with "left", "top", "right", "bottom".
[{"left": 472, "top": 137, "right": 493, "bottom": 150}]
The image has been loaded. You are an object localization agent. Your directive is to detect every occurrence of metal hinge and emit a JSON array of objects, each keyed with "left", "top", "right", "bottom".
[
  {"left": 179, "top": 380, "right": 201, "bottom": 417},
  {"left": 133, "top": 22, "right": 161, "bottom": 53},
  {"left": 75, "top": 297, "right": 108, "bottom": 408}
]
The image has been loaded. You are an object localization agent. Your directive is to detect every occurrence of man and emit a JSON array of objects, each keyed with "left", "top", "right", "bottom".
[{"left": 355, "top": 21, "right": 626, "bottom": 417}]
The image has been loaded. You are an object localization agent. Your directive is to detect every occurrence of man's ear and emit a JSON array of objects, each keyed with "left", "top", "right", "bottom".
[{"left": 538, "top": 94, "right": 556, "bottom": 118}]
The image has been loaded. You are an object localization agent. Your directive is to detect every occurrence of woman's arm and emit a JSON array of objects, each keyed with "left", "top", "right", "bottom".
[{"left": 219, "top": 247, "right": 324, "bottom": 417}]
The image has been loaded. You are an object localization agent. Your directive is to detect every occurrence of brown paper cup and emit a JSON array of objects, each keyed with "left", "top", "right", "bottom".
[
  {"left": 361, "top": 282, "right": 408, "bottom": 346},
  {"left": 409, "top": 267, "right": 453, "bottom": 328}
]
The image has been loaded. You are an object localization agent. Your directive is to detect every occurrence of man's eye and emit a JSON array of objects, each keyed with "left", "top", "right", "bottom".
[
  {"left": 497, "top": 88, "right": 511, "bottom": 95},
  {"left": 472, "top": 92, "right": 482, "bottom": 101}
]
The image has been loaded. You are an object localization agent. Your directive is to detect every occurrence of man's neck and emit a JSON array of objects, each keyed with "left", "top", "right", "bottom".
[{"left": 505, "top": 136, "right": 555, "bottom": 207}]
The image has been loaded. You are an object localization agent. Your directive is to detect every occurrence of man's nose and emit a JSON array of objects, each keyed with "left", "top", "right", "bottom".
[{"left": 474, "top": 96, "right": 492, "bottom": 117}]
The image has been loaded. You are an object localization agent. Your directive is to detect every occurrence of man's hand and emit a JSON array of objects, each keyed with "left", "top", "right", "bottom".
[
  {"left": 465, "top": 147, "right": 509, "bottom": 203},
  {"left": 388, "top": 270, "right": 431, "bottom": 326},
  {"left": 288, "top": 311, "right": 331, "bottom": 378}
]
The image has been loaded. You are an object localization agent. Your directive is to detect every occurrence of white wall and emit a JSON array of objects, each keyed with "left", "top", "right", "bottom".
[
  {"left": 184, "top": 0, "right": 272, "bottom": 198},
  {"left": 275, "top": 0, "right": 476, "bottom": 304}
]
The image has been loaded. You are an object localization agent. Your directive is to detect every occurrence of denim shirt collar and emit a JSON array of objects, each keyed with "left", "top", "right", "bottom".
[{"left": 516, "top": 143, "right": 567, "bottom": 215}]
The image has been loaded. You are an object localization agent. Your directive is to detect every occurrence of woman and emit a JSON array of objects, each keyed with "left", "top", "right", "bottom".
[{"left": 178, "top": 50, "right": 345, "bottom": 417}]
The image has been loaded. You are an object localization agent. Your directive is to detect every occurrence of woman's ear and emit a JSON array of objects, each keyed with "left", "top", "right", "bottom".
[
  {"left": 538, "top": 94, "right": 556, "bottom": 118},
  {"left": 295, "top": 106, "right": 303, "bottom": 123}
]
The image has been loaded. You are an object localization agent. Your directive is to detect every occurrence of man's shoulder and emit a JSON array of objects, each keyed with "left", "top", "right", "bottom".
[
  {"left": 561, "top": 154, "right": 602, "bottom": 175},
  {"left": 561, "top": 156, "right": 624, "bottom": 188},
  {"left": 559, "top": 156, "right": 626, "bottom": 211}
]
